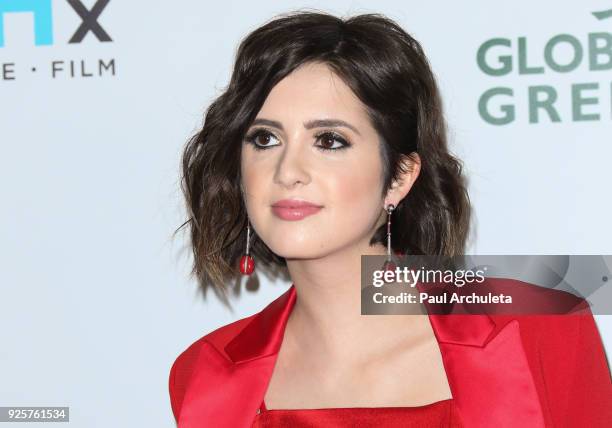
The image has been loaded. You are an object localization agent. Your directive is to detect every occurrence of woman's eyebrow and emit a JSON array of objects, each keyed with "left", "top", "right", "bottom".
[{"left": 250, "top": 118, "right": 361, "bottom": 136}]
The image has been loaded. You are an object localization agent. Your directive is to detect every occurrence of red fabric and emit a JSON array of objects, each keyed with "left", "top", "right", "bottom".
[
  {"left": 252, "top": 399, "right": 463, "bottom": 427},
  {"left": 169, "top": 281, "right": 612, "bottom": 427}
]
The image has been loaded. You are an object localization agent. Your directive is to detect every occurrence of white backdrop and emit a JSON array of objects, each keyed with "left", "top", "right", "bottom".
[{"left": 1, "top": 1, "right": 610, "bottom": 427}]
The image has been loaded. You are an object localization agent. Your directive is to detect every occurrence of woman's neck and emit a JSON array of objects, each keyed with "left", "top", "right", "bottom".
[{"left": 283, "top": 240, "right": 430, "bottom": 365}]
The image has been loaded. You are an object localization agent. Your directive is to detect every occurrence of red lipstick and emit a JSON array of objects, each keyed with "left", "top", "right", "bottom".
[{"left": 271, "top": 199, "right": 323, "bottom": 221}]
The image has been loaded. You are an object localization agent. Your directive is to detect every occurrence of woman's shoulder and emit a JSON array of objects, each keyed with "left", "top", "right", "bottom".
[
  {"left": 486, "top": 291, "right": 603, "bottom": 355},
  {"left": 168, "top": 313, "right": 256, "bottom": 421},
  {"left": 481, "top": 277, "right": 601, "bottom": 345},
  {"left": 168, "top": 286, "right": 295, "bottom": 421},
  {"left": 501, "top": 308, "right": 611, "bottom": 425},
  {"left": 481, "top": 285, "right": 611, "bottom": 426}
]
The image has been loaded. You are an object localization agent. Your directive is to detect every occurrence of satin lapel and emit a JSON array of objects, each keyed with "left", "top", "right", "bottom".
[
  {"left": 433, "top": 319, "right": 546, "bottom": 427},
  {"left": 425, "top": 281, "right": 546, "bottom": 427},
  {"left": 178, "top": 286, "right": 297, "bottom": 428},
  {"left": 177, "top": 343, "right": 277, "bottom": 428}
]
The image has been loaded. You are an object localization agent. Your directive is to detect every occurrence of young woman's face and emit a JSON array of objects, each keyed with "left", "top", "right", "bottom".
[{"left": 240, "top": 61, "right": 388, "bottom": 259}]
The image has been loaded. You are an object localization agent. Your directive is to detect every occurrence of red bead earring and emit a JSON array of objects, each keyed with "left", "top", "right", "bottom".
[{"left": 239, "top": 221, "right": 255, "bottom": 275}]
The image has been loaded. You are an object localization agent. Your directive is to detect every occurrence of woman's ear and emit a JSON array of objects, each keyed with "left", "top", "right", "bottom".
[{"left": 385, "top": 152, "right": 421, "bottom": 206}]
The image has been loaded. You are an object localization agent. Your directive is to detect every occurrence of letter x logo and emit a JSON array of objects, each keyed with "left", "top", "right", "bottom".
[{"left": 67, "top": 0, "right": 111, "bottom": 43}]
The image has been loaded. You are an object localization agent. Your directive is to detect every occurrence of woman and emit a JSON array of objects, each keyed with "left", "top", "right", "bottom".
[{"left": 168, "top": 11, "right": 612, "bottom": 428}]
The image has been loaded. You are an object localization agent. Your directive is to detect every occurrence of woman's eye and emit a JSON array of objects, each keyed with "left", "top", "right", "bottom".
[
  {"left": 244, "top": 130, "right": 280, "bottom": 150},
  {"left": 315, "top": 132, "right": 351, "bottom": 151}
]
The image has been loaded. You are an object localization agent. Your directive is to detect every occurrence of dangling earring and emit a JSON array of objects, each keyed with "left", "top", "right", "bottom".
[
  {"left": 239, "top": 221, "right": 255, "bottom": 275},
  {"left": 383, "top": 204, "right": 397, "bottom": 274}
]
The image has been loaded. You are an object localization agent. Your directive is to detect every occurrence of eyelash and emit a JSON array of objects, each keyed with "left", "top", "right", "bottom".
[{"left": 244, "top": 128, "right": 352, "bottom": 152}]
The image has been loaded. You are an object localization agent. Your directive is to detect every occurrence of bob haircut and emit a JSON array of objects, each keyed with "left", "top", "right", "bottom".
[{"left": 176, "top": 10, "right": 471, "bottom": 304}]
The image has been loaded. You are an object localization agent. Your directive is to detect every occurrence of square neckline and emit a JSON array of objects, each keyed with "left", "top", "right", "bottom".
[{"left": 259, "top": 397, "right": 454, "bottom": 413}]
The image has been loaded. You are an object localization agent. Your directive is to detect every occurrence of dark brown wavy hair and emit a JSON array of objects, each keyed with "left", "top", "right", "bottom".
[{"left": 174, "top": 10, "right": 471, "bottom": 306}]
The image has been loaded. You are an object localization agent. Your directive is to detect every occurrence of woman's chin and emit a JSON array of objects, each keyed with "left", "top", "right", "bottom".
[{"left": 266, "top": 240, "right": 327, "bottom": 260}]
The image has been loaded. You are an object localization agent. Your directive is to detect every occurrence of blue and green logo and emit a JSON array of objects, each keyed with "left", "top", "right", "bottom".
[{"left": 0, "top": 0, "right": 111, "bottom": 47}]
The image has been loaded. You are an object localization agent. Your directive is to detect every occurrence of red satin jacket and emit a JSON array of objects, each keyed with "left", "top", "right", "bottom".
[{"left": 169, "top": 282, "right": 612, "bottom": 427}]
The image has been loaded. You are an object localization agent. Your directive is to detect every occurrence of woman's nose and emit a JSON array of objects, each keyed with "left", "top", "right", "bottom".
[{"left": 273, "top": 137, "right": 311, "bottom": 188}]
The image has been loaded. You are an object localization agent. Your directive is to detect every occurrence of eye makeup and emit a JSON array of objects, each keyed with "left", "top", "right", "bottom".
[{"left": 244, "top": 128, "right": 352, "bottom": 152}]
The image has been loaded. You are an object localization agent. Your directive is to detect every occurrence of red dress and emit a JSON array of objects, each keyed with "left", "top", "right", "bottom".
[
  {"left": 170, "top": 282, "right": 612, "bottom": 427},
  {"left": 252, "top": 398, "right": 463, "bottom": 427}
]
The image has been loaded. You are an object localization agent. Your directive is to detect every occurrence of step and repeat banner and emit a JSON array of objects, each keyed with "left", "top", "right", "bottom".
[{"left": 1, "top": 1, "right": 610, "bottom": 427}]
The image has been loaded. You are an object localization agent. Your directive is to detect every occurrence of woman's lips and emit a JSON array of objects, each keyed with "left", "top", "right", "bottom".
[{"left": 271, "top": 202, "right": 323, "bottom": 221}]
